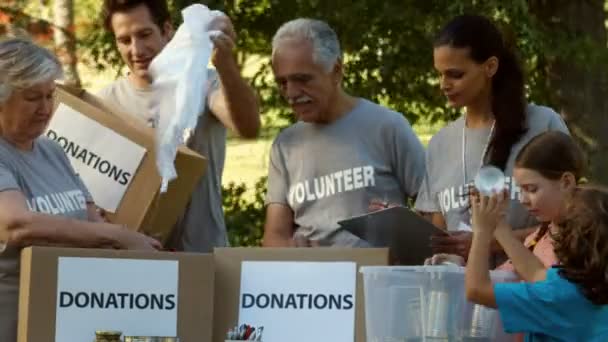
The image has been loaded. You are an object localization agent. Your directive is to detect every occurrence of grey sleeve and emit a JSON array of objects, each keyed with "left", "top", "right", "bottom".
[
  {"left": 205, "top": 68, "right": 222, "bottom": 113},
  {"left": 207, "top": 68, "right": 221, "bottom": 93},
  {"left": 389, "top": 115, "right": 426, "bottom": 198},
  {"left": 66, "top": 164, "right": 94, "bottom": 203},
  {"left": 265, "top": 140, "right": 290, "bottom": 206},
  {"left": 414, "top": 146, "right": 440, "bottom": 213},
  {"left": 74, "top": 173, "right": 94, "bottom": 203},
  {"left": 95, "top": 85, "right": 110, "bottom": 100},
  {"left": 0, "top": 161, "right": 19, "bottom": 193}
]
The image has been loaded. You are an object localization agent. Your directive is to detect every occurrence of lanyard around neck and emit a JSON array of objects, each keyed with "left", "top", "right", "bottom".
[{"left": 462, "top": 117, "right": 496, "bottom": 186}]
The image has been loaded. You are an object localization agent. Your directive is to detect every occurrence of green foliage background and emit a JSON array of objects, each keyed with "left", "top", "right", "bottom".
[{"left": 2, "top": 0, "right": 607, "bottom": 246}]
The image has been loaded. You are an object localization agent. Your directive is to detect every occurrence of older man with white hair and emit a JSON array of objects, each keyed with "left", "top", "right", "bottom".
[{"left": 263, "top": 18, "right": 426, "bottom": 247}]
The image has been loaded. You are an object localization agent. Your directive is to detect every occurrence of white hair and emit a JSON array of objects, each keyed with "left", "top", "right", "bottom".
[
  {"left": 0, "top": 37, "right": 63, "bottom": 104},
  {"left": 272, "top": 18, "right": 342, "bottom": 72}
]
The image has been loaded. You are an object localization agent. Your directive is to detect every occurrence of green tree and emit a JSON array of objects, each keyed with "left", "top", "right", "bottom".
[
  {"left": 222, "top": 177, "right": 267, "bottom": 246},
  {"left": 53, "top": 0, "right": 81, "bottom": 86},
  {"left": 6, "top": 0, "right": 607, "bottom": 245},
  {"left": 1, "top": 0, "right": 82, "bottom": 88},
  {"left": 180, "top": 0, "right": 608, "bottom": 244},
  {"left": 236, "top": 0, "right": 608, "bottom": 243},
  {"left": 250, "top": 1, "right": 606, "bottom": 179},
  {"left": 0, "top": 1, "right": 53, "bottom": 43},
  {"left": 529, "top": 0, "right": 608, "bottom": 184}
]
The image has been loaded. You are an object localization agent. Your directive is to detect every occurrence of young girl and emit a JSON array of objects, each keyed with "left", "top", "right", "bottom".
[
  {"left": 426, "top": 131, "right": 585, "bottom": 280},
  {"left": 466, "top": 182, "right": 608, "bottom": 339},
  {"left": 415, "top": 14, "right": 569, "bottom": 262},
  {"left": 493, "top": 131, "right": 585, "bottom": 277}
]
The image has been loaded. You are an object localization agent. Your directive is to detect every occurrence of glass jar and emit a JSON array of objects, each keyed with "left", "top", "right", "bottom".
[
  {"left": 124, "top": 337, "right": 180, "bottom": 342},
  {"left": 94, "top": 330, "right": 122, "bottom": 342}
]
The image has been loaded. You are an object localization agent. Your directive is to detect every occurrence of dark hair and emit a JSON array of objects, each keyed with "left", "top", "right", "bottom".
[
  {"left": 434, "top": 14, "right": 527, "bottom": 171},
  {"left": 515, "top": 131, "right": 586, "bottom": 181},
  {"left": 101, "top": 0, "right": 171, "bottom": 33},
  {"left": 553, "top": 186, "right": 608, "bottom": 305}
]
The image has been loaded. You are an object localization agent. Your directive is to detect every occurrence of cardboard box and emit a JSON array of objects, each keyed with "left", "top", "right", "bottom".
[
  {"left": 49, "top": 84, "right": 206, "bottom": 243},
  {"left": 18, "top": 246, "right": 214, "bottom": 342},
  {"left": 212, "top": 247, "right": 389, "bottom": 342}
]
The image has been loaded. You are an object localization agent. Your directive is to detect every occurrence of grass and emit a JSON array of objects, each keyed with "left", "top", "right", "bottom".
[{"left": 223, "top": 137, "right": 273, "bottom": 190}]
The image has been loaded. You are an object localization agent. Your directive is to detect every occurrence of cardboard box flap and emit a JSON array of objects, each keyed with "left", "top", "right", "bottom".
[
  {"left": 52, "top": 84, "right": 207, "bottom": 242},
  {"left": 58, "top": 83, "right": 201, "bottom": 160}
]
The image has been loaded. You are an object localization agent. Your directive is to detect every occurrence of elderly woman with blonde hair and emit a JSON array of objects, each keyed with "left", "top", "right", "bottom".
[{"left": 0, "top": 37, "right": 161, "bottom": 341}]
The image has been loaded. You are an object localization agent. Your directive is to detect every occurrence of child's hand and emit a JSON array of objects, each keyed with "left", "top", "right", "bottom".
[
  {"left": 471, "top": 188, "right": 509, "bottom": 236},
  {"left": 424, "top": 253, "right": 465, "bottom": 266}
]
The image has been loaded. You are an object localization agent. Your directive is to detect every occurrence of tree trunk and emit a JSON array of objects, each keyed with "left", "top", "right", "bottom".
[
  {"left": 53, "top": 0, "right": 81, "bottom": 87},
  {"left": 530, "top": 0, "right": 608, "bottom": 185}
]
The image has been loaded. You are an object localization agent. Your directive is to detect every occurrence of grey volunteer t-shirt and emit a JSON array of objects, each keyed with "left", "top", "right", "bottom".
[
  {"left": 0, "top": 136, "right": 92, "bottom": 342},
  {"left": 266, "top": 98, "right": 426, "bottom": 246},
  {"left": 415, "top": 104, "right": 569, "bottom": 232},
  {"left": 97, "top": 69, "right": 228, "bottom": 252}
]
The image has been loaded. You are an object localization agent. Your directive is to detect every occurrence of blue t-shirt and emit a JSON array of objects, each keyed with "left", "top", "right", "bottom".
[{"left": 494, "top": 267, "right": 608, "bottom": 341}]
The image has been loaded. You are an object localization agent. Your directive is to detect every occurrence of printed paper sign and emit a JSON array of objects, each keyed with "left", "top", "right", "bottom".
[
  {"left": 239, "top": 261, "right": 357, "bottom": 342},
  {"left": 55, "top": 257, "right": 178, "bottom": 342},
  {"left": 46, "top": 103, "right": 147, "bottom": 212}
]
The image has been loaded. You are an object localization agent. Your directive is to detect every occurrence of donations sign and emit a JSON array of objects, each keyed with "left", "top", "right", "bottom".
[{"left": 238, "top": 261, "right": 357, "bottom": 342}]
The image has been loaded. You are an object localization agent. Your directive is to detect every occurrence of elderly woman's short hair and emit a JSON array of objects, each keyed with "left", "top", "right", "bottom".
[{"left": 0, "top": 37, "right": 63, "bottom": 103}]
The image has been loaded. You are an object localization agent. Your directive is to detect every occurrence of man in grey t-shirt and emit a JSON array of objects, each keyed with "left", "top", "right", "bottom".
[
  {"left": 263, "top": 19, "right": 425, "bottom": 247},
  {"left": 98, "top": 0, "right": 260, "bottom": 252}
]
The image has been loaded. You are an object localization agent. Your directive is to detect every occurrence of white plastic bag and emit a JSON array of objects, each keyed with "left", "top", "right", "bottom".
[{"left": 148, "top": 4, "right": 223, "bottom": 192}]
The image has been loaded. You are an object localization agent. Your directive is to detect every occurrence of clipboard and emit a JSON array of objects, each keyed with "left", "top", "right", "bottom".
[{"left": 337, "top": 206, "right": 448, "bottom": 265}]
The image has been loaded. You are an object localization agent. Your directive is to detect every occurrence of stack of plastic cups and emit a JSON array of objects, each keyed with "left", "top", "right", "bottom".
[
  {"left": 461, "top": 304, "right": 496, "bottom": 341},
  {"left": 361, "top": 266, "right": 517, "bottom": 342}
]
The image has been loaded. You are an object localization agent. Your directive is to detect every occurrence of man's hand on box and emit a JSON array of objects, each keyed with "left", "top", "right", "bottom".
[
  {"left": 424, "top": 253, "right": 466, "bottom": 266},
  {"left": 291, "top": 234, "right": 321, "bottom": 248},
  {"left": 119, "top": 229, "right": 162, "bottom": 251}
]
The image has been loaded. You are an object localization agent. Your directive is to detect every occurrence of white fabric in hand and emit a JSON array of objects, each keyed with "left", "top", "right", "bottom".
[{"left": 148, "top": 4, "right": 223, "bottom": 192}]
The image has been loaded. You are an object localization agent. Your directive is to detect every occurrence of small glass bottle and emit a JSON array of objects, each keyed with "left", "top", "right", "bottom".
[
  {"left": 95, "top": 330, "right": 122, "bottom": 342},
  {"left": 124, "top": 337, "right": 180, "bottom": 342},
  {"left": 474, "top": 165, "right": 506, "bottom": 196}
]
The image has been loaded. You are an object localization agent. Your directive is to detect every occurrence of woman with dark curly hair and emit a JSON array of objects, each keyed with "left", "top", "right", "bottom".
[{"left": 466, "top": 184, "right": 608, "bottom": 340}]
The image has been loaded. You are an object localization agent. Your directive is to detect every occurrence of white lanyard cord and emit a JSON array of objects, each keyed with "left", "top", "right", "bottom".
[{"left": 462, "top": 116, "right": 496, "bottom": 186}]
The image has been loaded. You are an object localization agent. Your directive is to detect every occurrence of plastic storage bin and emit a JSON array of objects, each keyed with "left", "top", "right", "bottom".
[{"left": 360, "top": 266, "right": 518, "bottom": 342}]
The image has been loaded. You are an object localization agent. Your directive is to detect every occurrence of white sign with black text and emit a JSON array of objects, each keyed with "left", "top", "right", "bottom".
[
  {"left": 46, "top": 103, "right": 147, "bottom": 212},
  {"left": 55, "top": 257, "right": 179, "bottom": 342},
  {"left": 238, "top": 261, "right": 357, "bottom": 342}
]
